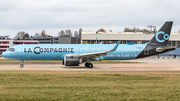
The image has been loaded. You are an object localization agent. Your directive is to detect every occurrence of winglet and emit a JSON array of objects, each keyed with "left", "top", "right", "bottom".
[
  {"left": 100, "top": 41, "right": 103, "bottom": 44},
  {"left": 110, "top": 41, "right": 121, "bottom": 52}
]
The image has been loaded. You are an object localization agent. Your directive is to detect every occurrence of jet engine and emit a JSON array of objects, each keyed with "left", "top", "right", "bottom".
[{"left": 63, "top": 56, "right": 82, "bottom": 66}]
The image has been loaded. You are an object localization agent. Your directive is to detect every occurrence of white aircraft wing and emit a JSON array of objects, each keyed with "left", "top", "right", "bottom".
[{"left": 71, "top": 41, "right": 120, "bottom": 60}]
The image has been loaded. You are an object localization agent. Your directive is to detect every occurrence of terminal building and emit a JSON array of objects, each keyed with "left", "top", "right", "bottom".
[{"left": 81, "top": 32, "right": 180, "bottom": 58}]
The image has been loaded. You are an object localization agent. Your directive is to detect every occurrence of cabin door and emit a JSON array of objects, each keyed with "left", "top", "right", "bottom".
[
  {"left": 144, "top": 46, "right": 149, "bottom": 55},
  {"left": 19, "top": 46, "right": 24, "bottom": 55}
]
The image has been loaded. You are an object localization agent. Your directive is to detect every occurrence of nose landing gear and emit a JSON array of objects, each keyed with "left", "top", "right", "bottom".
[
  {"left": 20, "top": 64, "right": 24, "bottom": 68},
  {"left": 20, "top": 60, "right": 24, "bottom": 68}
]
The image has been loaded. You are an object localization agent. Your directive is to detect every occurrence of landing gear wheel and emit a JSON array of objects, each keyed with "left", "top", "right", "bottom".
[
  {"left": 85, "top": 63, "right": 89, "bottom": 67},
  {"left": 88, "top": 63, "right": 93, "bottom": 68},
  {"left": 20, "top": 64, "right": 24, "bottom": 68}
]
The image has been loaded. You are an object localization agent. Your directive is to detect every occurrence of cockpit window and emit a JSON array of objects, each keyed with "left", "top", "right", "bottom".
[{"left": 8, "top": 48, "right": 15, "bottom": 52}]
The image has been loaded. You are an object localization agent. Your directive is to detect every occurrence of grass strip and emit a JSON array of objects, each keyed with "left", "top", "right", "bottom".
[{"left": 0, "top": 71, "right": 179, "bottom": 100}]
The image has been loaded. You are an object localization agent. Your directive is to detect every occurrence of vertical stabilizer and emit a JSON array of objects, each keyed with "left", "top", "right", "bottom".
[{"left": 148, "top": 21, "right": 173, "bottom": 46}]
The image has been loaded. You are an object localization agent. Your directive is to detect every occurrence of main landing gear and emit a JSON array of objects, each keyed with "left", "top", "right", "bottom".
[
  {"left": 20, "top": 60, "right": 24, "bottom": 68},
  {"left": 85, "top": 63, "right": 93, "bottom": 68}
]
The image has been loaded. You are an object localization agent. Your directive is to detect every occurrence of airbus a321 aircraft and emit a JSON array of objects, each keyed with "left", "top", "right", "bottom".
[{"left": 2, "top": 21, "right": 176, "bottom": 68}]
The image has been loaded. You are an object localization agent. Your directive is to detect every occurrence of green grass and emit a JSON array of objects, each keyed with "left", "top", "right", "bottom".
[
  {"left": 0, "top": 71, "right": 180, "bottom": 100},
  {"left": 0, "top": 59, "right": 139, "bottom": 64}
]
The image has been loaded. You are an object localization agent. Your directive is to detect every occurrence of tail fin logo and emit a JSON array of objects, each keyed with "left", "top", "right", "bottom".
[{"left": 155, "top": 31, "right": 169, "bottom": 43}]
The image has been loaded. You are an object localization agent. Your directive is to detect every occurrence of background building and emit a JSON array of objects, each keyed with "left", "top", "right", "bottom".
[
  {"left": 0, "top": 39, "right": 39, "bottom": 57},
  {"left": 25, "top": 37, "right": 71, "bottom": 44},
  {"left": 81, "top": 32, "right": 180, "bottom": 47},
  {"left": 0, "top": 36, "right": 9, "bottom": 40}
]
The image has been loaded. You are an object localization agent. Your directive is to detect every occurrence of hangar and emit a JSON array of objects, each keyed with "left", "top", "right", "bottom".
[{"left": 81, "top": 32, "right": 180, "bottom": 47}]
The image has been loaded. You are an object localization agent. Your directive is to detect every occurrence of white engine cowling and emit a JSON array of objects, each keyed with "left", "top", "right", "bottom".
[{"left": 63, "top": 56, "right": 82, "bottom": 66}]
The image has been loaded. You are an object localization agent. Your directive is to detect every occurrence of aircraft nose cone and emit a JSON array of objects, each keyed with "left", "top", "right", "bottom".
[
  {"left": 1, "top": 52, "right": 5, "bottom": 58},
  {"left": 1, "top": 52, "right": 8, "bottom": 58}
]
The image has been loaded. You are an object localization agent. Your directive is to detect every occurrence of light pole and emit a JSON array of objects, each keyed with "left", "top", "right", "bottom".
[{"left": 147, "top": 26, "right": 156, "bottom": 33}]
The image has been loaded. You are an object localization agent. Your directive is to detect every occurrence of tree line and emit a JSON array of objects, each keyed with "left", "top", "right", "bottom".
[
  {"left": 14, "top": 27, "right": 154, "bottom": 40},
  {"left": 15, "top": 29, "right": 80, "bottom": 40},
  {"left": 124, "top": 27, "right": 156, "bottom": 33}
]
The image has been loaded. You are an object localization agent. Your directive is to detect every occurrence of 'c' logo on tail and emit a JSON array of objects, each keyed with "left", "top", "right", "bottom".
[{"left": 155, "top": 31, "right": 169, "bottom": 43}]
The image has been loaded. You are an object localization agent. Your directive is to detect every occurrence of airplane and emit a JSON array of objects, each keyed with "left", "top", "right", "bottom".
[{"left": 2, "top": 21, "right": 176, "bottom": 68}]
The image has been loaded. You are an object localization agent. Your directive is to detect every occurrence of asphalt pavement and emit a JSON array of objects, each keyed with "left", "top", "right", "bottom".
[{"left": 0, "top": 58, "right": 180, "bottom": 71}]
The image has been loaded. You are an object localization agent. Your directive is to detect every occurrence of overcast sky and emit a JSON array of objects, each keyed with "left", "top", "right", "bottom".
[{"left": 0, "top": 0, "right": 180, "bottom": 38}]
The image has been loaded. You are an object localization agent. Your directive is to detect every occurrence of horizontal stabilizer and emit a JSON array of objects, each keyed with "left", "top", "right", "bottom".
[{"left": 156, "top": 46, "right": 176, "bottom": 52}]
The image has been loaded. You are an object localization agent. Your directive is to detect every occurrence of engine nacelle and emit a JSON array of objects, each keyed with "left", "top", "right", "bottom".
[{"left": 64, "top": 56, "right": 82, "bottom": 66}]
